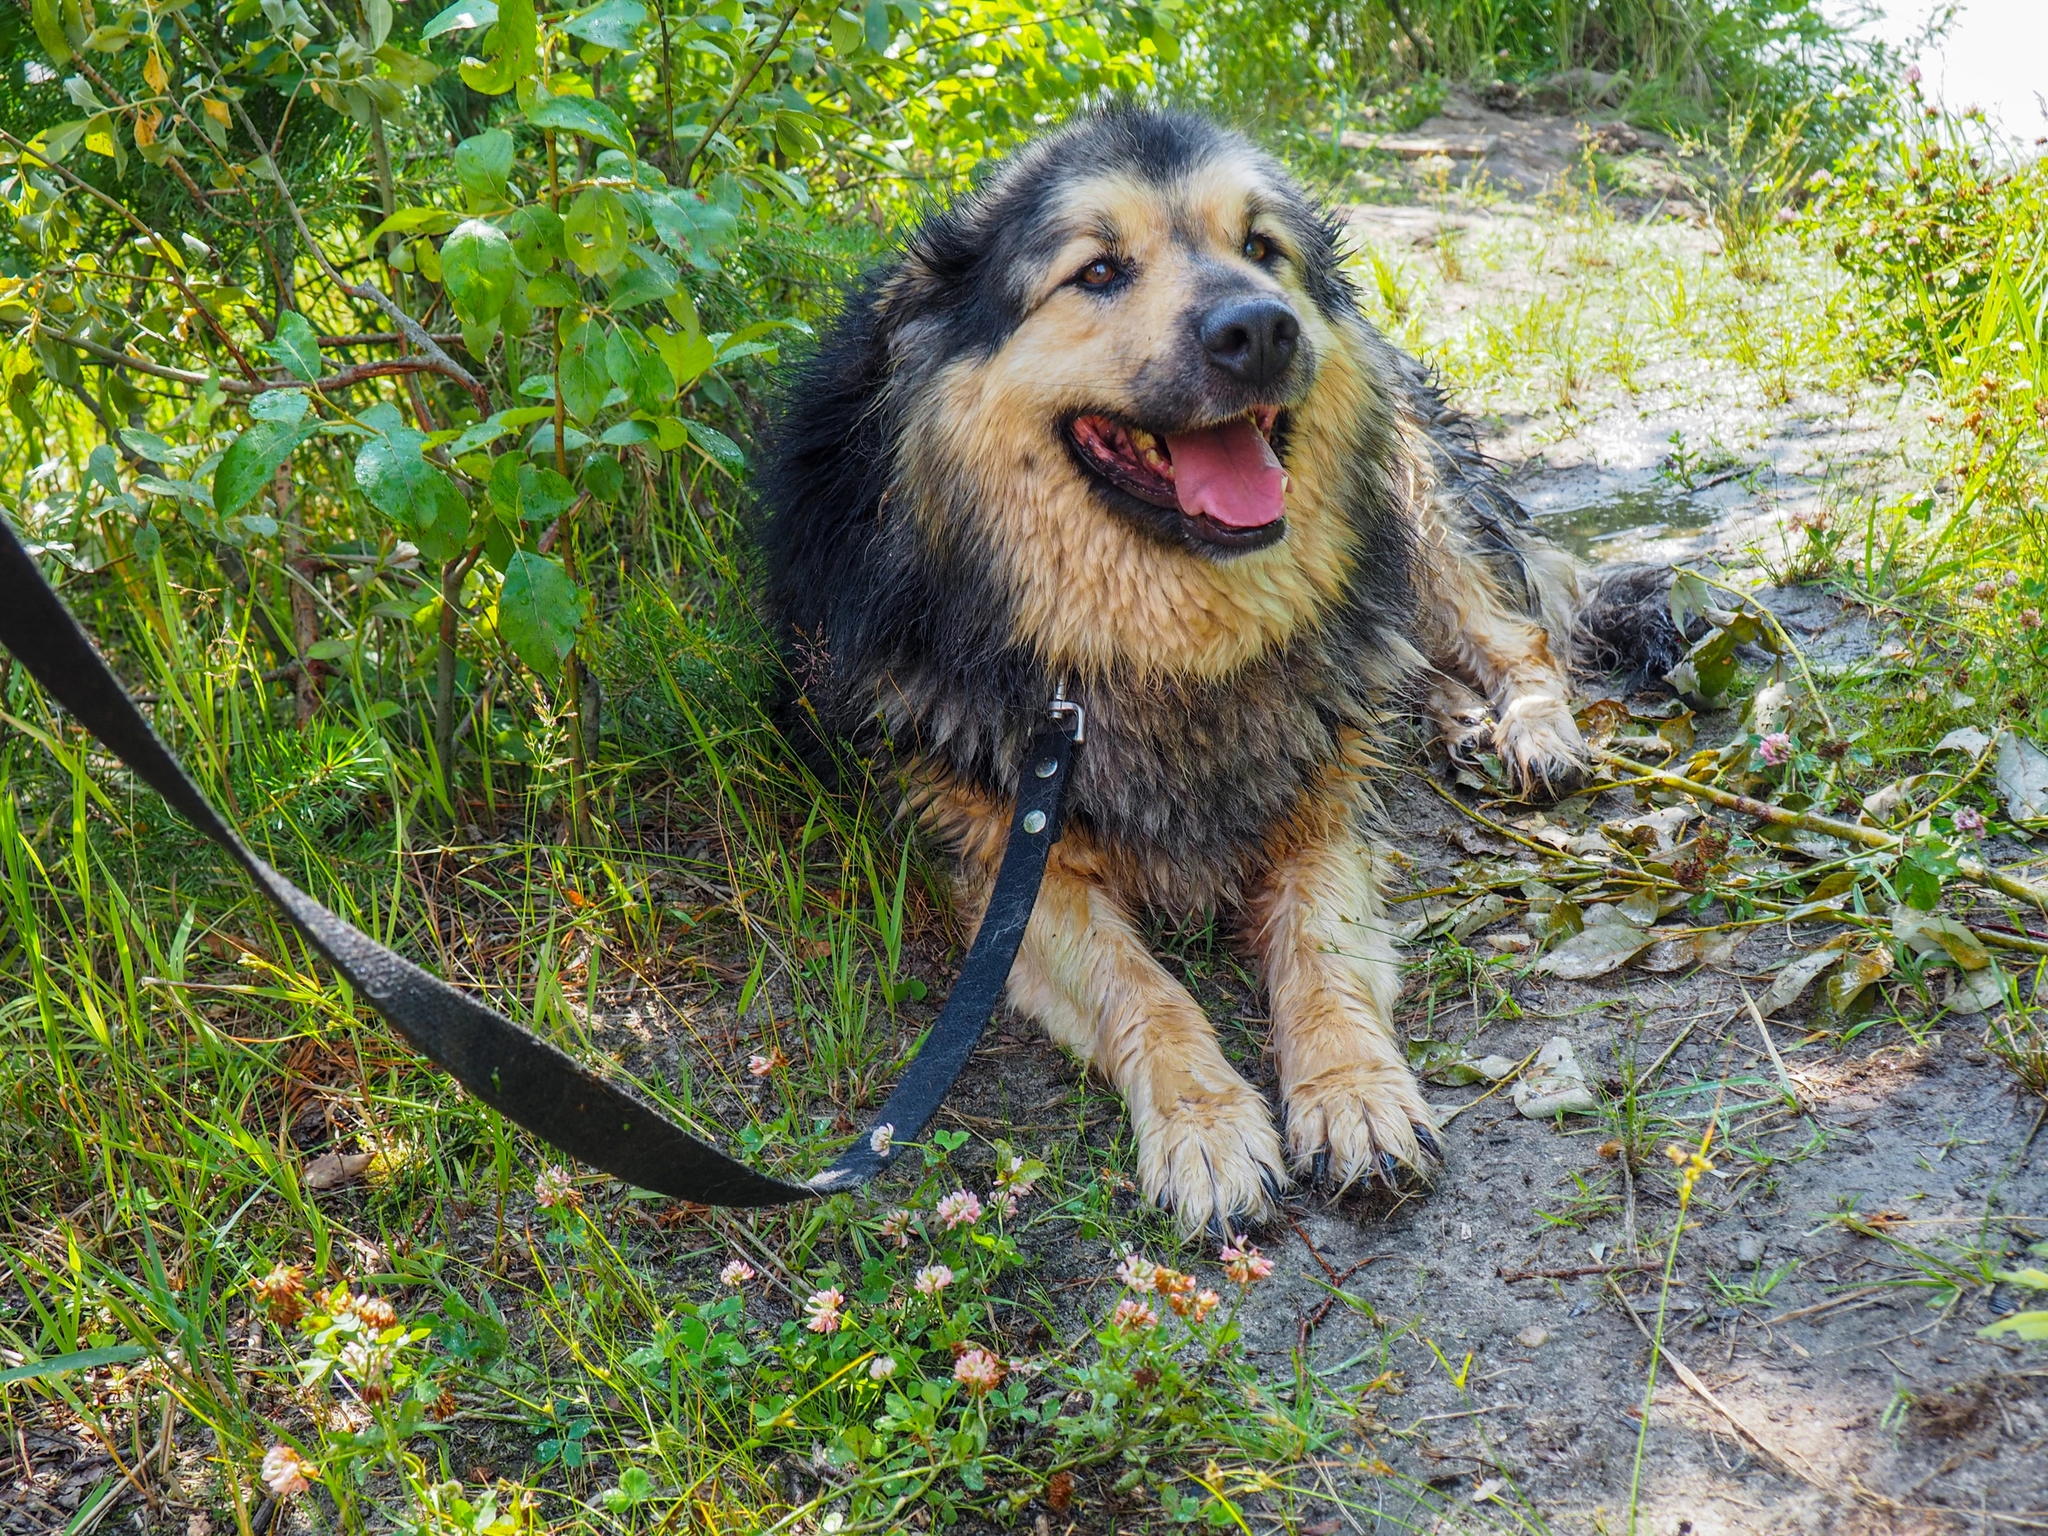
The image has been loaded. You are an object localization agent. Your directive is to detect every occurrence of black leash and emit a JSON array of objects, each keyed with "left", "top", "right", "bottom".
[{"left": 0, "top": 516, "right": 1080, "bottom": 1207}]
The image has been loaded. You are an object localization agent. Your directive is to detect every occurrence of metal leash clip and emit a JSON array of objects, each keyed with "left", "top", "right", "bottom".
[{"left": 1048, "top": 679, "right": 1086, "bottom": 744}]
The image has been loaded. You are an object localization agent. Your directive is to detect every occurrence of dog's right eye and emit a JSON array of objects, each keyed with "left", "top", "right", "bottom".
[{"left": 1074, "top": 257, "right": 1122, "bottom": 289}]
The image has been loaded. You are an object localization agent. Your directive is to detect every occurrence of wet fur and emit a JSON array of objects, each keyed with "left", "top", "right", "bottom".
[{"left": 761, "top": 108, "right": 1662, "bottom": 1234}]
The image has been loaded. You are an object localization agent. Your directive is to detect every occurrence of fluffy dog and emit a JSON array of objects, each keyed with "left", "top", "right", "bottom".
[{"left": 761, "top": 107, "right": 1663, "bottom": 1236}]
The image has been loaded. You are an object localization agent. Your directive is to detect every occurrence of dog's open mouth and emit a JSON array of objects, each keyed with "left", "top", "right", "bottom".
[{"left": 1067, "top": 407, "right": 1289, "bottom": 545}]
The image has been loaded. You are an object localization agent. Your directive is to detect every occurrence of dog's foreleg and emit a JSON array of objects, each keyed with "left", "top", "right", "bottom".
[
  {"left": 1247, "top": 804, "right": 1438, "bottom": 1191},
  {"left": 1426, "top": 581, "right": 1587, "bottom": 795},
  {"left": 961, "top": 848, "right": 1286, "bottom": 1238}
]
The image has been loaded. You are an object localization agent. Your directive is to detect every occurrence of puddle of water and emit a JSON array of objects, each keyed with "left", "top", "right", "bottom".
[{"left": 1532, "top": 485, "right": 1720, "bottom": 562}]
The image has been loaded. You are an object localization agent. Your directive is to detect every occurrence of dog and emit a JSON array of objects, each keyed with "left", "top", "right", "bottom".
[{"left": 759, "top": 107, "right": 1672, "bottom": 1237}]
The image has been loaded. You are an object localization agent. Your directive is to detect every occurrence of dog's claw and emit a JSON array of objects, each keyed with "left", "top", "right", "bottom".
[
  {"left": 1261, "top": 1167, "right": 1286, "bottom": 1206},
  {"left": 1375, "top": 1152, "right": 1401, "bottom": 1189},
  {"left": 1205, "top": 1213, "right": 1229, "bottom": 1248},
  {"left": 1412, "top": 1121, "right": 1443, "bottom": 1162},
  {"left": 1309, "top": 1150, "right": 1331, "bottom": 1188}
]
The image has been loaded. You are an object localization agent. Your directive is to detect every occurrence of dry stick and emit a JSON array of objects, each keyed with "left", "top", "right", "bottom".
[
  {"left": 1499, "top": 1260, "right": 1660, "bottom": 1282},
  {"left": 680, "top": 0, "right": 804, "bottom": 186},
  {"left": 1604, "top": 1274, "right": 1832, "bottom": 1492},
  {"left": 1598, "top": 750, "right": 2048, "bottom": 911},
  {"left": 1739, "top": 986, "right": 1805, "bottom": 1113}
]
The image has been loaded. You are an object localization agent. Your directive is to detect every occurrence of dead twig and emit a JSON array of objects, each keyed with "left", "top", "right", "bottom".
[{"left": 1599, "top": 751, "right": 2048, "bottom": 911}]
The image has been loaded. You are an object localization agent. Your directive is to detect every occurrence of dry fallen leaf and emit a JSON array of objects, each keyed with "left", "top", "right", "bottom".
[
  {"left": 304, "top": 1150, "right": 373, "bottom": 1192},
  {"left": 1535, "top": 923, "right": 1653, "bottom": 980}
]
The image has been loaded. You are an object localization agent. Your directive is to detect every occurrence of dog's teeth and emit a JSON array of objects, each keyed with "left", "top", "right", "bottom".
[{"left": 1130, "top": 428, "right": 1157, "bottom": 451}]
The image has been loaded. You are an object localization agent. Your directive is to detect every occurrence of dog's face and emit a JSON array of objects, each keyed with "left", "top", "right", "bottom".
[{"left": 880, "top": 113, "right": 1399, "bottom": 678}]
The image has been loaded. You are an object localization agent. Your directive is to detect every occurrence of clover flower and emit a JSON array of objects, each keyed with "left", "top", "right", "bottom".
[
  {"left": 1187, "top": 1289, "right": 1221, "bottom": 1323},
  {"left": 1220, "top": 1238, "right": 1274, "bottom": 1286},
  {"left": 935, "top": 1189, "right": 982, "bottom": 1229},
  {"left": 868, "top": 1355, "right": 897, "bottom": 1381},
  {"left": 878, "top": 1208, "right": 915, "bottom": 1247},
  {"left": 803, "top": 1288, "right": 846, "bottom": 1334},
  {"left": 1111, "top": 1297, "right": 1159, "bottom": 1330},
  {"left": 748, "top": 1048, "right": 788, "bottom": 1077},
  {"left": 260, "top": 1445, "right": 316, "bottom": 1498},
  {"left": 719, "top": 1260, "right": 757, "bottom": 1288},
  {"left": 953, "top": 1348, "right": 1004, "bottom": 1395},
  {"left": 1757, "top": 732, "right": 1793, "bottom": 767},
  {"left": 253, "top": 1264, "right": 307, "bottom": 1327},
  {"left": 1954, "top": 806, "right": 1987, "bottom": 835},
  {"left": 1116, "top": 1253, "right": 1159, "bottom": 1293},
  {"left": 914, "top": 1264, "right": 954, "bottom": 1297},
  {"left": 534, "top": 1166, "right": 579, "bottom": 1210},
  {"left": 344, "top": 1293, "right": 397, "bottom": 1332}
]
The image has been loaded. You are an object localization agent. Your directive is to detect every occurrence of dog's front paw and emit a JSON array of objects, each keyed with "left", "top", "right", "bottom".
[
  {"left": 1494, "top": 694, "right": 1589, "bottom": 798},
  {"left": 1285, "top": 1062, "right": 1439, "bottom": 1192},
  {"left": 1132, "top": 1074, "right": 1288, "bottom": 1240}
]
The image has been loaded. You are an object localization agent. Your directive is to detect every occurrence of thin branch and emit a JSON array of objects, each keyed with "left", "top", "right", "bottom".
[
  {"left": 39, "top": 329, "right": 460, "bottom": 397},
  {"left": 0, "top": 128, "right": 263, "bottom": 380},
  {"left": 679, "top": 0, "right": 803, "bottom": 186},
  {"left": 169, "top": 14, "right": 489, "bottom": 411}
]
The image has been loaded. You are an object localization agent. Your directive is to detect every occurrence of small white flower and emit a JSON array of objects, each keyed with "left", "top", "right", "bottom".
[
  {"left": 719, "top": 1260, "right": 757, "bottom": 1287},
  {"left": 868, "top": 1355, "right": 897, "bottom": 1380},
  {"left": 869, "top": 1122, "right": 894, "bottom": 1155},
  {"left": 914, "top": 1264, "right": 954, "bottom": 1296},
  {"left": 260, "top": 1445, "right": 316, "bottom": 1498}
]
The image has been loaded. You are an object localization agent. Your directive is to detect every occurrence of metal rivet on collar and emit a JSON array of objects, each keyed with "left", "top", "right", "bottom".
[
  {"left": 1034, "top": 757, "right": 1058, "bottom": 778},
  {"left": 1022, "top": 809, "right": 1047, "bottom": 834}
]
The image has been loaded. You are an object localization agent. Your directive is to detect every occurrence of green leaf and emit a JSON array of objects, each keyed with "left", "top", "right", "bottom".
[
  {"left": 248, "top": 389, "right": 311, "bottom": 425},
  {"left": 526, "top": 272, "right": 581, "bottom": 308},
  {"left": 213, "top": 422, "right": 302, "bottom": 519},
  {"left": 447, "top": 413, "right": 519, "bottom": 457},
  {"left": 653, "top": 327, "right": 714, "bottom": 388},
  {"left": 498, "top": 551, "right": 587, "bottom": 679},
  {"left": 559, "top": 331, "right": 610, "bottom": 423},
  {"left": 118, "top": 427, "right": 180, "bottom": 463},
  {"left": 0, "top": 1345, "right": 147, "bottom": 1386},
  {"left": 518, "top": 464, "right": 575, "bottom": 523},
  {"left": 422, "top": 0, "right": 496, "bottom": 38},
  {"left": 366, "top": 206, "right": 462, "bottom": 241},
  {"left": 441, "top": 219, "right": 516, "bottom": 325},
  {"left": 508, "top": 206, "right": 565, "bottom": 272},
  {"left": 863, "top": 0, "right": 892, "bottom": 53},
  {"left": 643, "top": 191, "right": 736, "bottom": 268},
  {"left": 354, "top": 429, "right": 440, "bottom": 521},
  {"left": 526, "top": 95, "right": 630, "bottom": 155},
  {"left": 604, "top": 267, "right": 673, "bottom": 310},
  {"left": 454, "top": 129, "right": 515, "bottom": 203},
  {"left": 30, "top": 0, "right": 72, "bottom": 65},
  {"left": 582, "top": 451, "right": 624, "bottom": 502},
  {"left": 562, "top": 0, "right": 646, "bottom": 50},
  {"left": 271, "top": 312, "right": 322, "bottom": 383},
  {"left": 87, "top": 443, "right": 120, "bottom": 492},
  {"left": 681, "top": 418, "right": 744, "bottom": 477},
  {"left": 563, "top": 187, "right": 629, "bottom": 276}
]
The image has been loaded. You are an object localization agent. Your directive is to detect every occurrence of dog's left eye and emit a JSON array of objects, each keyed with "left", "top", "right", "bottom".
[
  {"left": 1075, "top": 257, "right": 1122, "bottom": 289},
  {"left": 1242, "top": 234, "right": 1276, "bottom": 264}
]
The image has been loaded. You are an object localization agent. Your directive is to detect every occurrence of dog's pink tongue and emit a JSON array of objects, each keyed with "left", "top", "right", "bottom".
[{"left": 1165, "top": 419, "right": 1286, "bottom": 528}]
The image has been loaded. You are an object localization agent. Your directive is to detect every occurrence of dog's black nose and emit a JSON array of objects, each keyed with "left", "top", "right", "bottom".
[{"left": 1199, "top": 296, "right": 1300, "bottom": 386}]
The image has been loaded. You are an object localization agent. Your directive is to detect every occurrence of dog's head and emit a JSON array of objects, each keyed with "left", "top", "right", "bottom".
[{"left": 774, "top": 109, "right": 1408, "bottom": 681}]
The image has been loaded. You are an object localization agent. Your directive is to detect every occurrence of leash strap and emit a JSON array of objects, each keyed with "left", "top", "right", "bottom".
[{"left": 0, "top": 516, "right": 1079, "bottom": 1207}]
